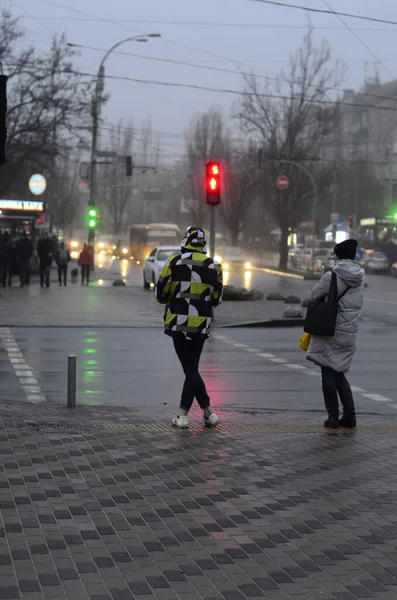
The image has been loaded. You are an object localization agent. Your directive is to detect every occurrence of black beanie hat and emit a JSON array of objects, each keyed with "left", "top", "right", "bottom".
[{"left": 334, "top": 238, "right": 357, "bottom": 260}]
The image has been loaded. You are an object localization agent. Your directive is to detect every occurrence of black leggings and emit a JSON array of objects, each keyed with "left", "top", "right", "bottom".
[{"left": 173, "top": 336, "right": 210, "bottom": 412}]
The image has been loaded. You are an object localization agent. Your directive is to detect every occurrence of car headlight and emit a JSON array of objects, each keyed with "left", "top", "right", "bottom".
[
  {"left": 98, "top": 242, "right": 104, "bottom": 249},
  {"left": 245, "top": 262, "right": 251, "bottom": 270},
  {"left": 70, "top": 240, "right": 78, "bottom": 248},
  {"left": 122, "top": 247, "right": 128, "bottom": 254},
  {"left": 214, "top": 255, "right": 222, "bottom": 264},
  {"left": 223, "top": 262, "right": 229, "bottom": 271}
]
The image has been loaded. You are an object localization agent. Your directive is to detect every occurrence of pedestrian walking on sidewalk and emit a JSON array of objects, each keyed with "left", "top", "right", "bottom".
[
  {"left": 156, "top": 226, "right": 223, "bottom": 429},
  {"left": 307, "top": 239, "right": 364, "bottom": 429},
  {"left": 0, "top": 231, "right": 10, "bottom": 288},
  {"left": 37, "top": 233, "right": 54, "bottom": 288},
  {"left": 16, "top": 231, "right": 34, "bottom": 287},
  {"left": 7, "top": 237, "right": 17, "bottom": 287},
  {"left": 55, "top": 242, "right": 70, "bottom": 286},
  {"left": 78, "top": 244, "right": 93, "bottom": 285}
]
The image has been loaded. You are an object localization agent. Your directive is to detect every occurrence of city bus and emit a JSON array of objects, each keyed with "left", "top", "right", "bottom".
[
  {"left": 128, "top": 223, "right": 180, "bottom": 264},
  {"left": 359, "top": 217, "right": 397, "bottom": 265}
]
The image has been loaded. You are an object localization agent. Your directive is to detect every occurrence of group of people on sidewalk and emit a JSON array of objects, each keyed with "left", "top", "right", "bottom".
[
  {"left": 0, "top": 231, "right": 94, "bottom": 287},
  {"left": 156, "top": 227, "right": 364, "bottom": 432}
]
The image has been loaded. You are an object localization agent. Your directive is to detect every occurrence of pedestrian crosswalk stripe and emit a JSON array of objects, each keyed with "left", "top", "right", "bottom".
[
  {"left": 0, "top": 332, "right": 48, "bottom": 404},
  {"left": 362, "top": 393, "right": 393, "bottom": 402}
]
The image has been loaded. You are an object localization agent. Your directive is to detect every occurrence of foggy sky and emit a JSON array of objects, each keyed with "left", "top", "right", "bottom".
[{"left": 13, "top": 0, "right": 397, "bottom": 162}]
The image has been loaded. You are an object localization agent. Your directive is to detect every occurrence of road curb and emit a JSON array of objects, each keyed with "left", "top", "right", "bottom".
[{"left": 218, "top": 318, "right": 305, "bottom": 328}]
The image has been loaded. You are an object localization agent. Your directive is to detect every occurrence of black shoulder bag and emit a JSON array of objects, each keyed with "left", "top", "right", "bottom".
[{"left": 304, "top": 272, "right": 350, "bottom": 337}]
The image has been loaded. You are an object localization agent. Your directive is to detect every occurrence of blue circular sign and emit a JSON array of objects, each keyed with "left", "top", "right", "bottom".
[{"left": 29, "top": 174, "right": 47, "bottom": 196}]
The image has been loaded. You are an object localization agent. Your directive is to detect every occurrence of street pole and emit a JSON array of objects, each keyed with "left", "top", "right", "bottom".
[
  {"left": 209, "top": 206, "right": 216, "bottom": 259},
  {"left": 77, "top": 33, "right": 161, "bottom": 249},
  {"left": 332, "top": 172, "right": 337, "bottom": 243},
  {"left": 89, "top": 80, "right": 100, "bottom": 250},
  {"left": 275, "top": 159, "right": 317, "bottom": 272}
]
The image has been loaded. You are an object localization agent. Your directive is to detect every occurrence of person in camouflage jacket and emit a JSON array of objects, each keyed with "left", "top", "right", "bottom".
[{"left": 157, "top": 226, "right": 223, "bottom": 429}]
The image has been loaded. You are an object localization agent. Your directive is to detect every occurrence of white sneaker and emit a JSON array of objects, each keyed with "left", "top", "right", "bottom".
[
  {"left": 203, "top": 413, "right": 220, "bottom": 428},
  {"left": 172, "top": 415, "right": 189, "bottom": 429}
]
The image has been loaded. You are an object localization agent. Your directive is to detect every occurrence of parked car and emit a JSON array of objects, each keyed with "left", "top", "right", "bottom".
[
  {"left": 314, "top": 248, "right": 335, "bottom": 273},
  {"left": 391, "top": 262, "right": 397, "bottom": 277},
  {"left": 288, "top": 244, "right": 304, "bottom": 259},
  {"left": 359, "top": 250, "right": 390, "bottom": 274},
  {"left": 289, "top": 247, "right": 311, "bottom": 269},
  {"left": 292, "top": 248, "right": 324, "bottom": 272},
  {"left": 143, "top": 246, "right": 180, "bottom": 289},
  {"left": 214, "top": 246, "right": 252, "bottom": 271}
]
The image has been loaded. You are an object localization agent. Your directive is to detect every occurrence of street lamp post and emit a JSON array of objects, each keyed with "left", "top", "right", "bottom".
[
  {"left": 70, "top": 34, "right": 161, "bottom": 248},
  {"left": 275, "top": 158, "right": 318, "bottom": 272}
]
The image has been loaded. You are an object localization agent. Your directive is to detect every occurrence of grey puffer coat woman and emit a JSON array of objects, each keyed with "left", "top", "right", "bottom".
[{"left": 307, "top": 260, "right": 365, "bottom": 373}]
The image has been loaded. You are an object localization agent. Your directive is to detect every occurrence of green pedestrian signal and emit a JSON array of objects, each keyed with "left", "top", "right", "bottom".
[{"left": 88, "top": 207, "right": 98, "bottom": 229}]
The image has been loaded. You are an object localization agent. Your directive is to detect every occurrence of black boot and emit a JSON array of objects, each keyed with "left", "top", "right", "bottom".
[
  {"left": 322, "top": 386, "right": 339, "bottom": 428},
  {"left": 337, "top": 376, "right": 356, "bottom": 428}
]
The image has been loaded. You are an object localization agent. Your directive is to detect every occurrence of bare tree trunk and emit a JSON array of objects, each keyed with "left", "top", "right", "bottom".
[{"left": 279, "top": 227, "right": 289, "bottom": 271}]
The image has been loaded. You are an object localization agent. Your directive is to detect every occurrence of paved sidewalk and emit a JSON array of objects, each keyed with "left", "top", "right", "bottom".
[{"left": 1, "top": 400, "right": 397, "bottom": 599}]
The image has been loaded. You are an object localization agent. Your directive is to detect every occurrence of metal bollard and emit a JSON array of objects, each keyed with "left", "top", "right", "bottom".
[{"left": 67, "top": 355, "right": 77, "bottom": 409}]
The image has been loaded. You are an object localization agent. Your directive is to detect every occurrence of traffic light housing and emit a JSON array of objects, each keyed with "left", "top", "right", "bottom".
[
  {"left": 348, "top": 213, "right": 354, "bottom": 229},
  {"left": 0, "top": 75, "right": 8, "bottom": 165},
  {"left": 88, "top": 207, "right": 98, "bottom": 229},
  {"left": 206, "top": 161, "right": 221, "bottom": 206}
]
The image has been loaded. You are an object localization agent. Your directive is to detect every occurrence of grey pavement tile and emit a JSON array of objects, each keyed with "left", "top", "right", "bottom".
[{"left": 1, "top": 403, "right": 397, "bottom": 600}]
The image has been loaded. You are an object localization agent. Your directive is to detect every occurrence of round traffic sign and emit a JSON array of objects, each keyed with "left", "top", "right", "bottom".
[
  {"left": 29, "top": 174, "right": 47, "bottom": 196},
  {"left": 276, "top": 175, "right": 289, "bottom": 190}
]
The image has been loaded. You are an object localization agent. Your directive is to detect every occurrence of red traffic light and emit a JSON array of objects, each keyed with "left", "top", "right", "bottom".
[{"left": 206, "top": 161, "right": 221, "bottom": 206}]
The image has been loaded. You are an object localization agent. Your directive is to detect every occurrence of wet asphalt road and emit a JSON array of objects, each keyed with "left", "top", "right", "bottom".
[
  {"left": 1, "top": 322, "right": 396, "bottom": 421},
  {"left": 0, "top": 254, "right": 395, "bottom": 419},
  {"left": 97, "top": 255, "right": 397, "bottom": 324}
]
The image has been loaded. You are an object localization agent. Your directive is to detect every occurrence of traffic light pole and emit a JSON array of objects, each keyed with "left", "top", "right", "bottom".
[{"left": 209, "top": 206, "right": 216, "bottom": 259}]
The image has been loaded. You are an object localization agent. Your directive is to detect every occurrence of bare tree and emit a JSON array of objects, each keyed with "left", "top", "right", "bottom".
[
  {"left": 48, "top": 160, "right": 81, "bottom": 231},
  {"left": 184, "top": 108, "right": 228, "bottom": 226},
  {"left": 101, "top": 121, "right": 134, "bottom": 235},
  {"left": 220, "top": 142, "right": 260, "bottom": 246},
  {"left": 236, "top": 27, "right": 343, "bottom": 269},
  {"left": 0, "top": 11, "right": 92, "bottom": 197}
]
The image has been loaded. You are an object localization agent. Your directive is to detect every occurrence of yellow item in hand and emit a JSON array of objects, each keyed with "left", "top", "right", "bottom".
[{"left": 298, "top": 332, "right": 311, "bottom": 352}]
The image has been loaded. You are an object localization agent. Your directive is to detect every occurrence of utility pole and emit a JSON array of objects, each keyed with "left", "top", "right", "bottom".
[
  {"left": 69, "top": 33, "right": 162, "bottom": 250},
  {"left": 332, "top": 172, "right": 337, "bottom": 242},
  {"left": 89, "top": 65, "right": 104, "bottom": 251}
]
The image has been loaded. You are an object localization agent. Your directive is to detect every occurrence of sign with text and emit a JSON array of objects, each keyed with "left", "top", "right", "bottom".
[{"left": 0, "top": 200, "right": 44, "bottom": 212}]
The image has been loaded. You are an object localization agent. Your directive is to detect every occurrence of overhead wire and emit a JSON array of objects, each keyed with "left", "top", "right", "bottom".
[
  {"left": 37, "top": 0, "right": 277, "bottom": 78},
  {"left": 16, "top": 16, "right": 397, "bottom": 32},
  {"left": 250, "top": 1, "right": 397, "bottom": 27},
  {"left": 67, "top": 69, "right": 397, "bottom": 113},
  {"left": 68, "top": 42, "right": 397, "bottom": 104},
  {"left": 321, "top": 0, "right": 396, "bottom": 80}
]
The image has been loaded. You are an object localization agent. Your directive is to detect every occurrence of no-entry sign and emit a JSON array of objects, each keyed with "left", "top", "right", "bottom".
[{"left": 276, "top": 175, "right": 289, "bottom": 190}]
